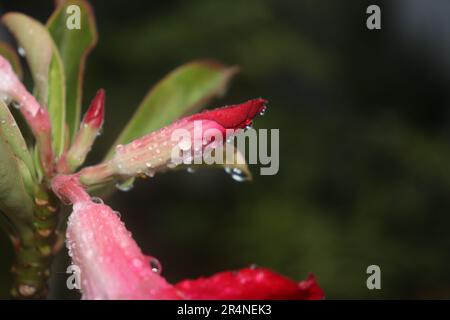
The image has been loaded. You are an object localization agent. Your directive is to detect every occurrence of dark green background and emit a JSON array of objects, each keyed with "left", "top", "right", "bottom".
[{"left": 1, "top": 0, "right": 450, "bottom": 299}]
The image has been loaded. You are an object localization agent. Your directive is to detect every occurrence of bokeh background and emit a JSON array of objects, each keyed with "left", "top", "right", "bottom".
[{"left": 1, "top": 0, "right": 450, "bottom": 299}]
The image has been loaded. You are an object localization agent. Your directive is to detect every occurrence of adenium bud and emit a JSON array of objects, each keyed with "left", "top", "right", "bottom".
[
  {"left": 79, "top": 99, "right": 267, "bottom": 186},
  {"left": 0, "top": 55, "right": 54, "bottom": 177},
  {"left": 0, "top": 55, "right": 40, "bottom": 116},
  {"left": 58, "top": 90, "right": 105, "bottom": 173}
]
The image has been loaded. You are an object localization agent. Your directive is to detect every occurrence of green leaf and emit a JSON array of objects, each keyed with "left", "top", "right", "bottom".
[
  {"left": 106, "top": 60, "right": 238, "bottom": 158},
  {"left": 0, "top": 130, "right": 34, "bottom": 221},
  {"left": 47, "top": 0, "right": 98, "bottom": 140},
  {"left": 0, "top": 101, "right": 35, "bottom": 178},
  {"left": 3, "top": 13, "right": 66, "bottom": 156},
  {"left": 0, "top": 42, "right": 23, "bottom": 80}
]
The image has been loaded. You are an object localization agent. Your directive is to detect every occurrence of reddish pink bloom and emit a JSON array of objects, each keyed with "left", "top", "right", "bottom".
[
  {"left": 175, "top": 270, "right": 323, "bottom": 300},
  {"left": 53, "top": 175, "right": 324, "bottom": 300}
]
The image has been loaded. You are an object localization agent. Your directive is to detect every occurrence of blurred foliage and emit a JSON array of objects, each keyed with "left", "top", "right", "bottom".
[{"left": 0, "top": 0, "right": 450, "bottom": 299}]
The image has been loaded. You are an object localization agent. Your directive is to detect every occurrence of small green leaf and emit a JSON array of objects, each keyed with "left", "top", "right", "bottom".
[
  {"left": 0, "top": 42, "right": 23, "bottom": 80},
  {"left": 47, "top": 54, "right": 66, "bottom": 156},
  {"left": 3, "top": 13, "right": 66, "bottom": 156},
  {"left": 47, "top": 0, "right": 98, "bottom": 140},
  {"left": 0, "top": 101, "right": 35, "bottom": 178},
  {"left": 106, "top": 60, "right": 238, "bottom": 158},
  {"left": 0, "top": 131, "right": 34, "bottom": 221}
]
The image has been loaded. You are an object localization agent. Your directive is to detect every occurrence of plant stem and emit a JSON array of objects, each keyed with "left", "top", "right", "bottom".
[{"left": 10, "top": 189, "right": 60, "bottom": 299}]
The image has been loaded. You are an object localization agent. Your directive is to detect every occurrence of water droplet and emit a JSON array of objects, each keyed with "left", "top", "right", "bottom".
[
  {"left": 186, "top": 167, "right": 196, "bottom": 174},
  {"left": 155, "top": 148, "right": 161, "bottom": 154},
  {"left": 12, "top": 101, "right": 21, "bottom": 110},
  {"left": 225, "top": 167, "right": 246, "bottom": 182},
  {"left": 91, "top": 197, "right": 104, "bottom": 204},
  {"left": 249, "top": 263, "right": 258, "bottom": 270},
  {"left": 115, "top": 178, "right": 134, "bottom": 192},
  {"left": 150, "top": 258, "right": 162, "bottom": 274},
  {"left": 145, "top": 162, "right": 152, "bottom": 168},
  {"left": 259, "top": 106, "right": 267, "bottom": 116},
  {"left": 17, "top": 47, "right": 26, "bottom": 57},
  {"left": 167, "top": 161, "right": 177, "bottom": 169},
  {"left": 113, "top": 211, "right": 121, "bottom": 218},
  {"left": 145, "top": 169, "right": 155, "bottom": 178},
  {"left": 0, "top": 120, "right": 6, "bottom": 125}
]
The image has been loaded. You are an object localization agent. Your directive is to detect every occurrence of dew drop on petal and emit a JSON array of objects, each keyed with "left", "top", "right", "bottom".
[
  {"left": 90, "top": 197, "right": 104, "bottom": 204},
  {"left": 167, "top": 161, "right": 177, "bottom": 169},
  {"left": 145, "top": 169, "right": 155, "bottom": 178},
  {"left": 259, "top": 106, "right": 267, "bottom": 116},
  {"left": 150, "top": 257, "right": 162, "bottom": 274}
]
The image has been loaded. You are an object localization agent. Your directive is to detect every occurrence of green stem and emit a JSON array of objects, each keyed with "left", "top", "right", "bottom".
[{"left": 10, "top": 189, "right": 60, "bottom": 299}]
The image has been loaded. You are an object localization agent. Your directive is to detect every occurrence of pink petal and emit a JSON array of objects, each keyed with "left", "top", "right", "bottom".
[
  {"left": 175, "top": 268, "right": 324, "bottom": 300},
  {"left": 66, "top": 200, "right": 180, "bottom": 300}
]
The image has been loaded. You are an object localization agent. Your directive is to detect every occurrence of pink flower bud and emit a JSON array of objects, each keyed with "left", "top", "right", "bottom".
[
  {"left": 58, "top": 89, "right": 106, "bottom": 173},
  {"left": 0, "top": 54, "right": 54, "bottom": 176},
  {"left": 82, "top": 89, "right": 105, "bottom": 129},
  {"left": 0, "top": 55, "right": 40, "bottom": 116},
  {"left": 79, "top": 99, "right": 268, "bottom": 185}
]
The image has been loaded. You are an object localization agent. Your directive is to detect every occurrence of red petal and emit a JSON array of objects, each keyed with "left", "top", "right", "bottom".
[
  {"left": 188, "top": 98, "right": 267, "bottom": 130},
  {"left": 174, "top": 268, "right": 324, "bottom": 300}
]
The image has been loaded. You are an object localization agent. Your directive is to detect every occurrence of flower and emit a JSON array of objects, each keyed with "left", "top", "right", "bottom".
[{"left": 53, "top": 175, "right": 324, "bottom": 300}]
